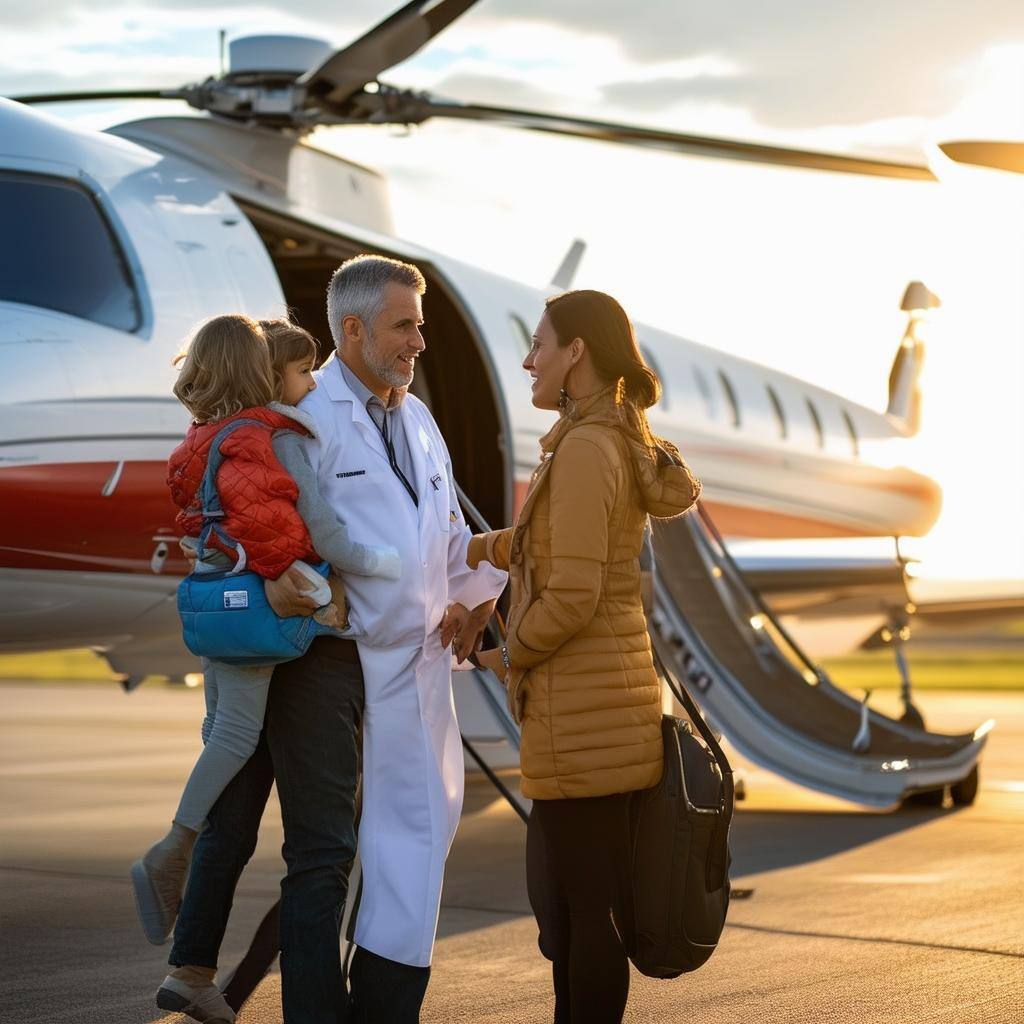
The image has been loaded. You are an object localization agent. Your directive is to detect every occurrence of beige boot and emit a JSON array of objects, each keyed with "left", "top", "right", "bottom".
[{"left": 156, "top": 966, "right": 235, "bottom": 1024}]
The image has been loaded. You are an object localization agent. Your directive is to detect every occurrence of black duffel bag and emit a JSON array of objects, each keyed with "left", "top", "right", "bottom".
[{"left": 623, "top": 670, "right": 735, "bottom": 978}]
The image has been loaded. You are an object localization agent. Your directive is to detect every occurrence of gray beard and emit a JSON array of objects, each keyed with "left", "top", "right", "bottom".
[{"left": 363, "top": 328, "right": 414, "bottom": 390}]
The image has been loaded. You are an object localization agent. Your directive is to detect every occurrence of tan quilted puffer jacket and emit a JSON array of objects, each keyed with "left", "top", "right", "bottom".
[{"left": 469, "top": 388, "right": 701, "bottom": 799}]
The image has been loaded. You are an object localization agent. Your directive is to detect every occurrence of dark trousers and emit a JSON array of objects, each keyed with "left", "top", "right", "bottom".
[
  {"left": 348, "top": 947, "right": 430, "bottom": 1023},
  {"left": 170, "top": 637, "right": 426, "bottom": 1023},
  {"left": 526, "top": 793, "right": 634, "bottom": 1024}
]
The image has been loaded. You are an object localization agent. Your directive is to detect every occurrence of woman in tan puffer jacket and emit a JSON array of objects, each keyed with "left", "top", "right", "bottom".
[{"left": 470, "top": 289, "right": 700, "bottom": 1024}]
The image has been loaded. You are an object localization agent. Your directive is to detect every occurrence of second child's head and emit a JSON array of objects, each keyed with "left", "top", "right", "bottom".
[
  {"left": 172, "top": 314, "right": 274, "bottom": 423},
  {"left": 172, "top": 314, "right": 319, "bottom": 422},
  {"left": 261, "top": 318, "right": 319, "bottom": 406}
]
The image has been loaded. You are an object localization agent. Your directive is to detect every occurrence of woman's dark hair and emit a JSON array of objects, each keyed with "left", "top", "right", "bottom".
[{"left": 544, "top": 289, "right": 661, "bottom": 410}]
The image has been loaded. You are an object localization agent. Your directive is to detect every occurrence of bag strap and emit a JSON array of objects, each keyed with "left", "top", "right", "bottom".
[
  {"left": 655, "top": 645, "right": 735, "bottom": 820},
  {"left": 656, "top": 648, "right": 735, "bottom": 890},
  {"left": 195, "top": 418, "right": 269, "bottom": 575}
]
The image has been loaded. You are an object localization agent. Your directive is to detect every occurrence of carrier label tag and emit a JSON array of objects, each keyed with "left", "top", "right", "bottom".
[{"left": 224, "top": 590, "right": 249, "bottom": 609}]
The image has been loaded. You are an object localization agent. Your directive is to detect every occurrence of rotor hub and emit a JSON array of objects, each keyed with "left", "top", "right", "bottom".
[{"left": 227, "top": 35, "right": 333, "bottom": 79}]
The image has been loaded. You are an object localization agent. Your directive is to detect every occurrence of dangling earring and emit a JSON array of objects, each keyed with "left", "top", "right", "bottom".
[{"left": 558, "top": 358, "right": 575, "bottom": 413}]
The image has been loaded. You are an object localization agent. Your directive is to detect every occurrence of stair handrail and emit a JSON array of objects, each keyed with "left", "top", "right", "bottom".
[{"left": 693, "top": 502, "right": 831, "bottom": 688}]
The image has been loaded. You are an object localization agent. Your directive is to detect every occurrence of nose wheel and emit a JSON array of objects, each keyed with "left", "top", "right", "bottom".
[
  {"left": 901, "top": 764, "right": 980, "bottom": 810},
  {"left": 950, "top": 765, "right": 979, "bottom": 806}
]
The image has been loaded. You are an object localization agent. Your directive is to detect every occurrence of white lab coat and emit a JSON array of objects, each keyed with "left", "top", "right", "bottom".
[{"left": 299, "top": 354, "right": 507, "bottom": 967}]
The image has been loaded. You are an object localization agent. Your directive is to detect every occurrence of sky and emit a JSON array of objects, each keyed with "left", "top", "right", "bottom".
[{"left": 2, "top": 0, "right": 1022, "bottom": 581}]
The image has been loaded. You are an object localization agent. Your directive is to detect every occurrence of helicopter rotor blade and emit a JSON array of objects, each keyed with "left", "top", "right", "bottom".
[
  {"left": 13, "top": 89, "right": 184, "bottom": 105},
  {"left": 387, "top": 93, "right": 935, "bottom": 180},
  {"left": 938, "top": 141, "right": 1024, "bottom": 175},
  {"left": 297, "top": 0, "right": 480, "bottom": 108}
]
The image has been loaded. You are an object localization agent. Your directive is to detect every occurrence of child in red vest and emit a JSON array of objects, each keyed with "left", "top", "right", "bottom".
[{"left": 131, "top": 314, "right": 400, "bottom": 959}]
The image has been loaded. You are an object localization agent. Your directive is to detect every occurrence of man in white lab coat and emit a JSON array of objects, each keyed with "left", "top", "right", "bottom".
[
  {"left": 297, "top": 254, "right": 507, "bottom": 1017},
  {"left": 164, "top": 255, "right": 505, "bottom": 1024}
]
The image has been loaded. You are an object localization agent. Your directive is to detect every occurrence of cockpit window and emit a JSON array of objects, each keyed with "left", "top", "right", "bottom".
[{"left": 0, "top": 171, "right": 141, "bottom": 333}]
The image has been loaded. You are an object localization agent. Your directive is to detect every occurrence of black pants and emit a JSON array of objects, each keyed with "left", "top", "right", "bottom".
[
  {"left": 348, "top": 947, "right": 430, "bottom": 1023},
  {"left": 170, "top": 637, "right": 428, "bottom": 1024},
  {"left": 527, "top": 793, "right": 634, "bottom": 1024}
]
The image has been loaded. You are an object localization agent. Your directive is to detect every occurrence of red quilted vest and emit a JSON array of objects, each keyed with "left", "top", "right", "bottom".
[{"left": 167, "top": 406, "right": 318, "bottom": 580}]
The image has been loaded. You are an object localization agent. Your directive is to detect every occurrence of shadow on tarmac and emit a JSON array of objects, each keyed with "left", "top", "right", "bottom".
[{"left": 731, "top": 805, "right": 967, "bottom": 876}]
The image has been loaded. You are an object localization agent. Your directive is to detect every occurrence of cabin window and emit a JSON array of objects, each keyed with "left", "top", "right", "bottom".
[
  {"left": 0, "top": 171, "right": 141, "bottom": 333},
  {"left": 640, "top": 345, "right": 668, "bottom": 409},
  {"left": 509, "top": 313, "right": 533, "bottom": 358},
  {"left": 692, "top": 365, "right": 715, "bottom": 418},
  {"left": 766, "top": 385, "right": 788, "bottom": 438},
  {"left": 806, "top": 397, "right": 825, "bottom": 449},
  {"left": 718, "top": 369, "right": 741, "bottom": 427},
  {"left": 842, "top": 409, "right": 860, "bottom": 457}
]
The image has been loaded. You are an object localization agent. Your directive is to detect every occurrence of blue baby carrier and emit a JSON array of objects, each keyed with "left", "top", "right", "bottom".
[{"left": 177, "top": 418, "right": 334, "bottom": 666}]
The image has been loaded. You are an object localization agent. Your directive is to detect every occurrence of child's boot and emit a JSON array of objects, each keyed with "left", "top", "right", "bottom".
[{"left": 130, "top": 821, "right": 197, "bottom": 944}]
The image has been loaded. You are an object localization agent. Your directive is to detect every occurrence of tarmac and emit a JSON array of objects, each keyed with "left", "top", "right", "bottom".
[{"left": 2, "top": 681, "right": 1022, "bottom": 1023}]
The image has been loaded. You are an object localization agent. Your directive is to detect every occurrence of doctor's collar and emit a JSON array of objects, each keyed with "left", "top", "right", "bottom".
[{"left": 336, "top": 356, "right": 408, "bottom": 411}]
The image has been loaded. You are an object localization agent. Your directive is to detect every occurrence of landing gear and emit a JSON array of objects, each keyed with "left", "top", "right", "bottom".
[
  {"left": 881, "top": 614, "right": 926, "bottom": 730},
  {"left": 899, "top": 703, "right": 926, "bottom": 730},
  {"left": 901, "top": 767, "right": 980, "bottom": 810},
  {"left": 951, "top": 765, "right": 979, "bottom": 806},
  {"left": 901, "top": 786, "right": 946, "bottom": 809}
]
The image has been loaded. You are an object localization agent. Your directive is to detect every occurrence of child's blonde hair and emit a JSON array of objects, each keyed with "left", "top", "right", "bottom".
[
  {"left": 172, "top": 314, "right": 274, "bottom": 423},
  {"left": 260, "top": 317, "right": 320, "bottom": 401}
]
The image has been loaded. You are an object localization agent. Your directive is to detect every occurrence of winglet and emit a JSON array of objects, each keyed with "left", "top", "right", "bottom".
[
  {"left": 550, "top": 239, "right": 586, "bottom": 291},
  {"left": 887, "top": 280, "right": 940, "bottom": 435}
]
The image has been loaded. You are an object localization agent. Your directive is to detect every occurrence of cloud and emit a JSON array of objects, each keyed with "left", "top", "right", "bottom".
[
  {"left": 0, "top": 0, "right": 394, "bottom": 32},
  {"left": 426, "top": 70, "right": 558, "bottom": 110},
  {"left": 444, "top": 2, "right": 1024, "bottom": 139},
  {"left": 600, "top": 69, "right": 960, "bottom": 130},
  {"left": 483, "top": 0, "right": 1024, "bottom": 73},
  {"left": 0, "top": 2, "right": 397, "bottom": 95}
]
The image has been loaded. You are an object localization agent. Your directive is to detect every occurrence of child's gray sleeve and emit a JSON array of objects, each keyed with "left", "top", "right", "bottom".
[{"left": 272, "top": 432, "right": 401, "bottom": 579}]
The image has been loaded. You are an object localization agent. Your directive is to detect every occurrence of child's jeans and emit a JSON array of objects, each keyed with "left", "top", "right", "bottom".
[{"left": 173, "top": 657, "right": 272, "bottom": 831}]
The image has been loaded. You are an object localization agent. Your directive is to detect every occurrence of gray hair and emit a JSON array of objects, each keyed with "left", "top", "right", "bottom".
[{"left": 326, "top": 254, "right": 426, "bottom": 349}]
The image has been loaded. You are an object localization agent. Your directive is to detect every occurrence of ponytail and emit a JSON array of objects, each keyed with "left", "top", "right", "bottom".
[{"left": 622, "top": 358, "right": 660, "bottom": 410}]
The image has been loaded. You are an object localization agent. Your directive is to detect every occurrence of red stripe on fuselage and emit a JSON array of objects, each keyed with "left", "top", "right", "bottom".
[{"left": 0, "top": 461, "right": 188, "bottom": 573}]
